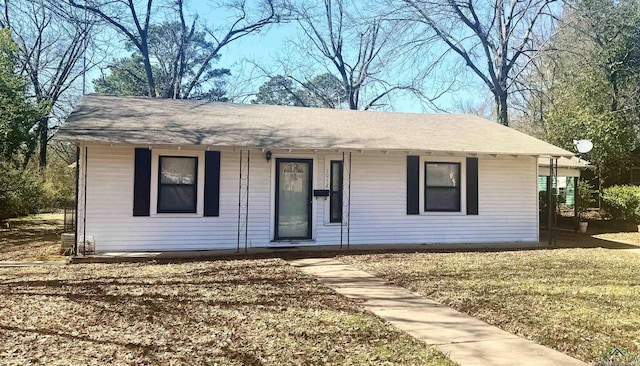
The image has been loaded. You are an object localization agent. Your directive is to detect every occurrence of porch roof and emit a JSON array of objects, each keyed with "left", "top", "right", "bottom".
[
  {"left": 538, "top": 156, "right": 591, "bottom": 169},
  {"left": 56, "top": 94, "right": 574, "bottom": 157}
]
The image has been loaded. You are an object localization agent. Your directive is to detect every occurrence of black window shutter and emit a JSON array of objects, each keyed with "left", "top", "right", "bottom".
[
  {"left": 406, "top": 155, "right": 420, "bottom": 215},
  {"left": 204, "top": 151, "right": 221, "bottom": 217},
  {"left": 133, "top": 148, "right": 151, "bottom": 216},
  {"left": 466, "top": 157, "right": 479, "bottom": 215}
]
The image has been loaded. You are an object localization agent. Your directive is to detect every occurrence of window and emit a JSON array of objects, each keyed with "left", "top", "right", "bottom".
[
  {"left": 330, "top": 160, "right": 343, "bottom": 222},
  {"left": 425, "top": 162, "right": 460, "bottom": 212},
  {"left": 157, "top": 156, "right": 197, "bottom": 213}
]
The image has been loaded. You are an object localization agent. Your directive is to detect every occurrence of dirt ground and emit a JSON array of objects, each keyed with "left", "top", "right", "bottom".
[{"left": 0, "top": 213, "right": 67, "bottom": 262}]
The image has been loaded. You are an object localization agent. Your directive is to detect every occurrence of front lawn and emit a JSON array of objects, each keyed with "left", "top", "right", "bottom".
[
  {"left": 0, "top": 259, "right": 454, "bottom": 365},
  {"left": 340, "top": 248, "right": 640, "bottom": 363}
]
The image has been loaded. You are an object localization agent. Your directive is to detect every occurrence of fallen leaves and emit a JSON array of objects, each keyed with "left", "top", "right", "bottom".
[{"left": 0, "top": 259, "right": 454, "bottom": 365}]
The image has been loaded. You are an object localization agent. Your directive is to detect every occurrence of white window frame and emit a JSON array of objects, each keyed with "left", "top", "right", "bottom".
[
  {"left": 150, "top": 149, "right": 205, "bottom": 217},
  {"left": 323, "top": 154, "right": 343, "bottom": 225},
  {"left": 419, "top": 156, "right": 467, "bottom": 215}
]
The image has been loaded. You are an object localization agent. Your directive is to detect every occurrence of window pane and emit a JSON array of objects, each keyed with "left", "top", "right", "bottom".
[
  {"left": 158, "top": 185, "right": 196, "bottom": 212},
  {"left": 161, "top": 157, "right": 196, "bottom": 184},
  {"left": 330, "top": 192, "right": 342, "bottom": 222},
  {"left": 426, "top": 163, "right": 459, "bottom": 187},
  {"left": 330, "top": 161, "right": 343, "bottom": 222},
  {"left": 331, "top": 161, "right": 342, "bottom": 191},
  {"left": 425, "top": 187, "right": 460, "bottom": 211}
]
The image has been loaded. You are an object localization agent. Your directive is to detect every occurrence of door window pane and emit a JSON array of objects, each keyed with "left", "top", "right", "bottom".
[{"left": 158, "top": 156, "right": 197, "bottom": 213}]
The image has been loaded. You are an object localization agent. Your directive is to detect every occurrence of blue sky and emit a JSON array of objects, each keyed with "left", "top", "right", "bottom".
[
  {"left": 85, "top": 1, "right": 490, "bottom": 114},
  {"left": 214, "top": 22, "right": 488, "bottom": 113}
]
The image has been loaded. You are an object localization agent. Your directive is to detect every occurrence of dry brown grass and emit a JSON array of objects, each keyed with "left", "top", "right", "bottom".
[
  {"left": 0, "top": 259, "right": 455, "bottom": 365},
  {"left": 592, "top": 232, "right": 640, "bottom": 245},
  {"left": 340, "top": 247, "right": 640, "bottom": 363},
  {"left": 0, "top": 213, "right": 66, "bottom": 262}
]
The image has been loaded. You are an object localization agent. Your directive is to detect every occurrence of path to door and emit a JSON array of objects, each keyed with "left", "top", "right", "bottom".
[{"left": 288, "top": 257, "right": 588, "bottom": 366}]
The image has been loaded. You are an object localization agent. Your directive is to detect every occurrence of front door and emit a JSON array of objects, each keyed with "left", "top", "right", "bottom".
[{"left": 275, "top": 158, "right": 313, "bottom": 240}]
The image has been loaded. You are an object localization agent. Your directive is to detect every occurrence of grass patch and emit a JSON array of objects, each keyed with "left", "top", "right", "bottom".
[
  {"left": 339, "top": 248, "right": 640, "bottom": 363},
  {"left": 0, "top": 212, "right": 65, "bottom": 262},
  {"left": 0, "top": 259, "right": 454, "bottom": 365},
  {"left": 592, "top": 232, "right": 639, "bottom": 245}
]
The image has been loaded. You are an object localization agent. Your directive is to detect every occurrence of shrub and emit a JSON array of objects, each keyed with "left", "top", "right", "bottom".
[
  {"left": 41, "top": 156, "right": 75, "bottom": 209},
  {"left": 576, "top": 180, "right": 596, "bottom": 220},
  {"left": 0, "top": 149, "right": 76, "bottom": 221},
  {"left": 0, "top": 160, "right": 44, "bottom": 221},
  {"left": 601, "top": 185, "right": 640, "bottom": 222}
]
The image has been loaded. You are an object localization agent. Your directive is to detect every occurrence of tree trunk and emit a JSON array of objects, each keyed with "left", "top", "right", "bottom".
[
  {"left": 610, "top": 71, "right": 619, "bottom": 112},
  {"left": 37, "top": 116, "right": 48, "bottom": 170},
  {"left": 140, "top": 45, "right": 156, "bottom": 97},
  {"left": 495, "top": 90, "right": 509, "bottom": 126},
  {"left": 348, "top": 87, "right": 357, "bottom": 110}
]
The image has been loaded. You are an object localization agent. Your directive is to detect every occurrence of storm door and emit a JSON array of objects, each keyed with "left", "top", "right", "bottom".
[{"left": 275, "top": 159, "right": 313, "bottom": 240}]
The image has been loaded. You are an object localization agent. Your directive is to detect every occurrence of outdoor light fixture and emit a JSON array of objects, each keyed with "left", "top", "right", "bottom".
[{"left": 265, "top": 150, "right": 272, "bottom": 162}]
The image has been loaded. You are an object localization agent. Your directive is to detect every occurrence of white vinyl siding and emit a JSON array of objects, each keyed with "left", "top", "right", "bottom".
[
  {"left": 78, "top": 145, "right": 538, "bottom": 251},
  {"left": 315, "top": 154, "right": 536, "bottom": 245}
]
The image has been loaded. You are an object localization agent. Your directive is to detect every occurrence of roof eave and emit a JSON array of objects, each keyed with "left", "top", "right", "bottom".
[{"left": 56, "top": 138, "right": 574, "bottom": 158}]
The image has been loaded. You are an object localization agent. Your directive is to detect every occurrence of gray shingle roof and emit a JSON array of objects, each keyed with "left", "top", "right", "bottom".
[{"left": 55, "top": 94, "right": 573, "bottom": 157}]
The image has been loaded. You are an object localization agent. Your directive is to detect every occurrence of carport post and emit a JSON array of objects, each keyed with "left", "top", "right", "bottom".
[
  {"left": 548, "top": 158, "right": 556, "bottom": 246},
  {"left": 574, "top": 176, "right": 579, "bottom": 233},
  {"left": 73, "top": 146, "right": 80, "bottom": 256}
]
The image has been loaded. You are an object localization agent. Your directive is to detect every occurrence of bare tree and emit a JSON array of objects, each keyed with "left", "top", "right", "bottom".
[
  {"left": 292, "top": 0, "right": 426, "bottom": 110},
  {"left": 2, "top": 0, "right": 98, "bottom": 169},
  {"left": 67, "top": 0, "right": 284, "bottom": 99},
  {"left": 400, "top": 0, "right": 560, "bottom": 126}
]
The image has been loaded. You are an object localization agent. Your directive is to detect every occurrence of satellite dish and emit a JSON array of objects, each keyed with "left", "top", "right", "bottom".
[{"left": 573, "top": 139, "right": 593, "bottom": 154}]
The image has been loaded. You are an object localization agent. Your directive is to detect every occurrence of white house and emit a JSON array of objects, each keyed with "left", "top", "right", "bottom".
[{"left": 55, "top": 94, "right": 574, "bottom": 254}]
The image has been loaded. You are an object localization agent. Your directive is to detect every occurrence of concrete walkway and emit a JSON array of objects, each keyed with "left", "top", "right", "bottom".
[{"left": 289, "top": 258, "right": 587, "bottom": 366}]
